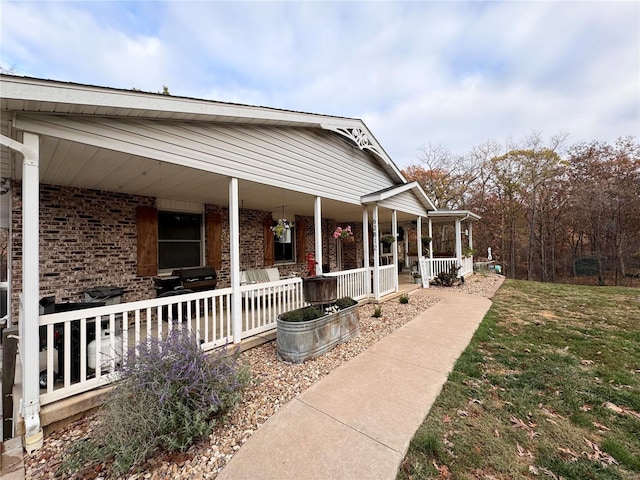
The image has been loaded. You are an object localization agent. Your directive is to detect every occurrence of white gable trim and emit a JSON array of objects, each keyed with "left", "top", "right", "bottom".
[{"left": 361, "top": 182, "right": 437, "bottom": 211}]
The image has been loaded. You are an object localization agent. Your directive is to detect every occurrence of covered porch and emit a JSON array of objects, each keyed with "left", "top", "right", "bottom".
[{"left": 0, "top": 75, "right": 477, "bottom": 448}]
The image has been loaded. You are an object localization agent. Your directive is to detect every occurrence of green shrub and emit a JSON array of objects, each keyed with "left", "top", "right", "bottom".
[
  {"left": 372, "top": 305, "right": 383, "bottom": 318},
  {"left": 279, "top": 306, "right": 324, "bottom": 322},
  {"left": 335, "top": 297, "right": 357, "bottom": 309},
  {"left": 434, "top": 264, "right": 462, "bottom": 287},
  {"left": 399, "top": 293, "right": 409, "bottom": 304},
  {"left": 59, "top": 329, "right": 250, "bottom": 478}
]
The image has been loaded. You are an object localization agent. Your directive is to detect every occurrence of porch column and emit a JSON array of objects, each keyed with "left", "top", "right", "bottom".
[
  {"left": 314, "top": 196, "right": 322, "bottom": 275},
  {"left": 9, "top": 132, "right": 43, "bottom": 451},
  {"left": 392, "top": 210, "right": 399, "bottom": 292},
  {"left": 428, "top": 217, "right": 434, "bottom": 278},
  {"left": 372, "top": 204, "right": 380, "bottom": 300},
  {"left": 403, "top": 228, "right": 409, "bottom": 271},
  {"left": 455, "top": 218, "right": 462, "bottom": 265},
  {"left": 229, "top": 177, "right": 242, "bottom": 344},
  {"left": 362, "top": 207, "right": 370, "bottom": 293},
  {"left": 468, "top": 222, "right": 473, "bottom": 250},
  {"left": 416, "top": 216, "right": 422, "bottom": 259}
]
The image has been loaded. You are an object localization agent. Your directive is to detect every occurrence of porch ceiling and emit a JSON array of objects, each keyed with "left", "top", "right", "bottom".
[{"left": 10, "top": 135, "right": 411, "bottom": 223}]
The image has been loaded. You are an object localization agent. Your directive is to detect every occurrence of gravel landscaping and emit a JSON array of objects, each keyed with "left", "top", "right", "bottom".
[{"left": 25, "top": 274, "right": 501, "bottom": 479}]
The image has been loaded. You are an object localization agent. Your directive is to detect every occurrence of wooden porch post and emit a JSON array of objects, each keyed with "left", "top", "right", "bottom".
[
  {"left": 468, "top": 221, "right": 473, "bottom": 250},
  {"left": 392, "top": 210, "right": 399, "bottom": 292},
  {"left": 229, "top": 177, "right": 242, "bottom": 344},
  {"left": 0, "top": 132, "right": 43, "bottom": 451},
  {"left": 372, "top": 204, "right": 380, "bottom": 300},
  {"left": 314, "top": 196, "right": 322, "bottom": 275}
]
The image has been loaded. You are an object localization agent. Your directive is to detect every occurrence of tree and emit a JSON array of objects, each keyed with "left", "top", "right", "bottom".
[{"left": 566, "top": 137, "right": 640, "bottom": 284}]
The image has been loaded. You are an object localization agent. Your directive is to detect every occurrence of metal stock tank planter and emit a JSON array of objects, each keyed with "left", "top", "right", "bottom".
[{"left": 277, "top": 276, "right": 358, "bottom": 363}]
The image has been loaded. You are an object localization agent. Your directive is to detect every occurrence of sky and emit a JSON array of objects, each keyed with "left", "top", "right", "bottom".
[{"left": 1, "top": 1, "right": 638, "bottom": 168}]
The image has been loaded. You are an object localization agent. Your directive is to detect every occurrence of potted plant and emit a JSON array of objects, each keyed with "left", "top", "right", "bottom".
[
  {"left": 462, "top": 246, "right": 476, "bottom": 258},
  {"left": 277, "top": 297, "right": 359, "bottom": 363},
  {"left": 412, "top": 271, "right": 422, "bottom": 284},
  {"left": 333, "top": 225, "right": 354, "bottom": 243},
  {"left": 421, "top": 236, "right": 432, "bottom": 249},
  {"left": 271, "top": 219, "right": 292, "bottom": 243},
  {"left": 381, "top": 235, "right": 395, "bottom": 247}
]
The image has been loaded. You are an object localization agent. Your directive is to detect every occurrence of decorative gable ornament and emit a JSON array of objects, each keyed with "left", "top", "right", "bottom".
[{"left": 322, "top": 125, "right": 383, "bottom": 158}]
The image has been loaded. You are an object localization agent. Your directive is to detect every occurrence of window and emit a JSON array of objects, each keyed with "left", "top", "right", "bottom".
[
  {"left": 158, "top": 211, "right": 203, "bottom": 270},
  {"left": 274, "top": 227, "right": 296, "bottom": 264}
]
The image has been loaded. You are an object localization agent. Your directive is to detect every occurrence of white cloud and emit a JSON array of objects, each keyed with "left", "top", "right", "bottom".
[{"left": 1, "top": 1, "right": 637, "bottom": 168}]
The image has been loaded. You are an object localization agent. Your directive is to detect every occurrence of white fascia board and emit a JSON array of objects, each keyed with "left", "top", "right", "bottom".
[
  {"left": 361, "top": 182, "right": 436, "bottom": 211},
  {"left": 428, "top": 210, "right": 481, "bottom": 221},
  {"left": 0, "top": 75, "right": 343, "bottom": 126}
]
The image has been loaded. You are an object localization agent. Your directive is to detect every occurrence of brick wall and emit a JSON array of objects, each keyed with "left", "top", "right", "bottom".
[
  {"left": 11, "top": 184, "right": 156, "bottom": 318},
  {"left": 10, "top": 184, "right": 345, "bottom": 321}
]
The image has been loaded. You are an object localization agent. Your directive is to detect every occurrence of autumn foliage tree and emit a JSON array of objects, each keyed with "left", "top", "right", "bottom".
[{"left": 403, "top": 135, "right": 640, "bottom": 285}]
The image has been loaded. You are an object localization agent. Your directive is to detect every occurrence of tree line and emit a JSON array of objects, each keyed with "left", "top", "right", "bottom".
[{"left": 403, "top": 134, "right": 640, "bottom": 285}]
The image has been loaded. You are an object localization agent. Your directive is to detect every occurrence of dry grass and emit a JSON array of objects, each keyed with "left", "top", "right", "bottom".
[{"left": 399, "top": 280, "right": 640, "bottom": 480}]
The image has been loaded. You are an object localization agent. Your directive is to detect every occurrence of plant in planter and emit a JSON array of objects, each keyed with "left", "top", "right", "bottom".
[
  {"left": 277, "top": 297, "right": 359, "bottom": 363},
  {"left": 333, "top": 225, "right": 354, "bottom": 243},
  {"left": 462, "top": 246, "right": 476, "bottom": 258},
  {"left": 381, "top": 235, "right": 395, "bottom": 247},
  {"left": 421, "top": 236, "right": 432, "bottom": 249},
  {"left": 412, "top": 271, "right": 422, "bottom": 284},
  {"left": 271, "top": 218, "right": 292, "bottom": 240}
]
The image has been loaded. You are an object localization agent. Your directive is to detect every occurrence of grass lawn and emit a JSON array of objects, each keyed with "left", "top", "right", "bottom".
[{"left": 399, "top": 280, "right": 640, "bottom": 480}]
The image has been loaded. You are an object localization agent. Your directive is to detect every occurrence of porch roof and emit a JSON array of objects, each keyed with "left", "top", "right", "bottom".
[
  {"left": 427, "top": 210, "right": 481, "bottom": 223},
  {"left": 360, "top": 182, "right": 437, "bottom": 212},
  {"left": 0, "top": 74, "right": 403, "bottom": 183},
  {"left": 1, "top": 75, "right": 435, "bottom": 223}
]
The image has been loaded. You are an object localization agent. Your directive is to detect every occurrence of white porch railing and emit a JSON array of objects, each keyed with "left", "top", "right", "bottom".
[
  {"left": 325, "top": 268, "right": 370, "bottom": 301},
  {"left": 35, "top": 266, "right": 420, "bottom": 405},
  {"left": 240, "top": 277, "right": 304, "bottom": 339},
  {"left": 37, "top": 277, "right": 305, "bottom": 405},
  {"left": 379, "top": 264, "right": 396, "bottom": 296},
  {"left": 460, "top": 257, "right": 474, "bottom": 276},
  {"left": 428, "top": 258, "right": 458, "bottom": 278}
]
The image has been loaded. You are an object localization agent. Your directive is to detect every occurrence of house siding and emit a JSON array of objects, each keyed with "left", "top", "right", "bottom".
[
  {"left": 376, "top": 190, "right": 428, "bottom": 217},
  {"left": 15, "top": 115, "right": 396, "bottom": 204}
]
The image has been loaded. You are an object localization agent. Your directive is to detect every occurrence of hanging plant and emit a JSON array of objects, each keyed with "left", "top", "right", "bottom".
[
  {"left": 271, "top": 219, "right": 292, "bottom": 239},
  {"left": 333, "top": 225, "right": 354, "bottom": 242},
  {"left": 381, "top": 235, "right": 396, "bottom": 246},
  {"left": 421, "top": 236, "right": 432, "bottom": 248}
]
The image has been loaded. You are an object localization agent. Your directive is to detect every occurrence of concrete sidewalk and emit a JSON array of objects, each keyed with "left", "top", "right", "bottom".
[{"left": 217, "top": 279, "right": 503, "bottom": 480}]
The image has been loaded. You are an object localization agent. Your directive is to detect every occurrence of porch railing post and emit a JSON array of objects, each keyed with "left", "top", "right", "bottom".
[
  {"left": 314, "top": 196, "right": 322, "bottom": 275},
  {"left": 229, "top": 177, "right": 242, "bottom": 343}
]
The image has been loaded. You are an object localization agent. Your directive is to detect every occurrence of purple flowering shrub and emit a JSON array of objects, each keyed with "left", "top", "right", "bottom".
[{"left": 59, "top": 329, "right": 250, "bottom": 477}]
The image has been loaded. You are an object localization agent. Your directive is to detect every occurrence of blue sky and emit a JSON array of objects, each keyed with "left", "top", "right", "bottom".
[{"left": 1, "top": 1, "right": 638, "bottom": 167}]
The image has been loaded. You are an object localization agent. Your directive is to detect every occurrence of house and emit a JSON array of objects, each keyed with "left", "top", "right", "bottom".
[{"left": 0, "top": 74, "right": 478, "bottom": 450}]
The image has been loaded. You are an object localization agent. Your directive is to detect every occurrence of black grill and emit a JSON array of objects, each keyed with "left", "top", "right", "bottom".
[{"left": 171, "top": 266, "right": 217, "bottom": 292}]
